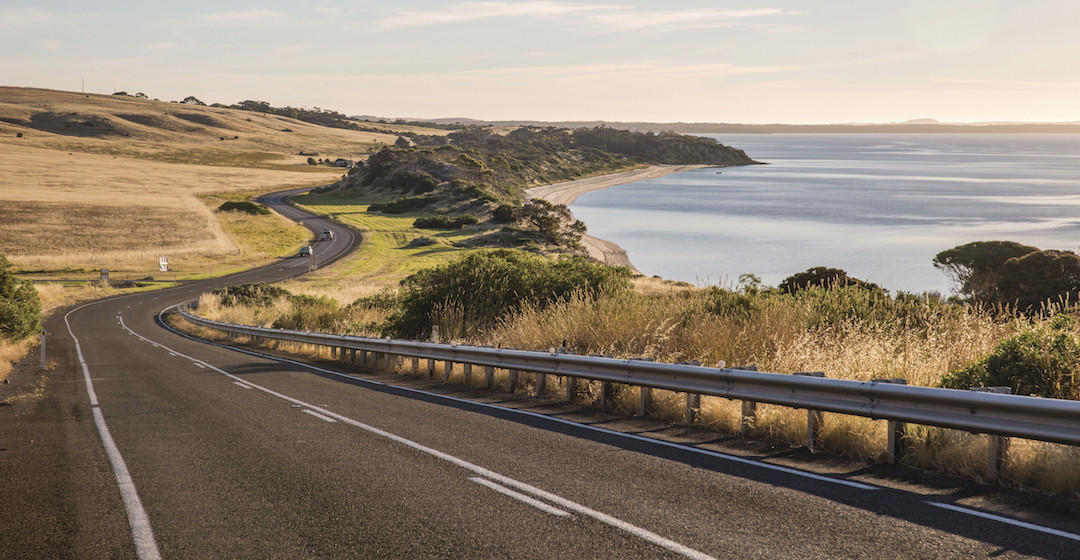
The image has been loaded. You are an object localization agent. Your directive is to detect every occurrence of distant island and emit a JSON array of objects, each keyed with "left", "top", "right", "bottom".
[{"left": 353, "top": 116, "right": 1080, "bottom": 134}]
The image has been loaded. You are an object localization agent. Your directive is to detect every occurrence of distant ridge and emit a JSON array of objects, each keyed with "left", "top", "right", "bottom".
[{"left": 352, "top": 116, "right": 1080, "bottom": 134}]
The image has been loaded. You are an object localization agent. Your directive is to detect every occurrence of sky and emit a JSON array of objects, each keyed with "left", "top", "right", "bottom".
[{"left": 3, "top": 1, "right": 1079, "bottom": 123}]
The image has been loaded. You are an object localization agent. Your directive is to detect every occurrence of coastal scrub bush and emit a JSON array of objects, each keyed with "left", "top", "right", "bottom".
[
  {"left": 368, "top": 194, "right": 440, "bottom": 214},
  {"left": 0, "top": 254, "right": 41, "bottom": 342},
  {"left": 778, "top": 266, "right": 880, "bottom": 294},
  {"left": 216, "top": 201, "right": 271, "bottom": 215},
  {"left": 387, "top": 250, "right": 632, "bottom": 339},
  {"left": 412, "top": 215, "right": 479, "bottom": 229},
  {"left": 941, "top": 317, "right": 1080, "bottom": 399}
]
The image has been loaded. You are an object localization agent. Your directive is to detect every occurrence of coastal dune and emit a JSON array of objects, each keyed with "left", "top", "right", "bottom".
[{"left": 526, "top": 164, "right": 707, "bottom": 271}]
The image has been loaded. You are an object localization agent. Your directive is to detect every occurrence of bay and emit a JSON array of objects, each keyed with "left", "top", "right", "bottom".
[{"left": 570, "top": 134, "right": 1080, "bottom": 294}]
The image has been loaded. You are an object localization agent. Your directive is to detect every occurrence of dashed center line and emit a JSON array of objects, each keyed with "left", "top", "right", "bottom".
[
  {"left": 470, "top": 476, "right": 571, "bottom": 517},
  {"left": 302, "top": 409, "right": 338, "bottom": 423},
  {"left": 232, "top": 381, "right": 254, "bottom": 390}
]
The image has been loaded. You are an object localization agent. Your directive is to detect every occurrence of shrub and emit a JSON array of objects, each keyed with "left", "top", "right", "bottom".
[
  {"left": 941, "top": 319, "right": 1080, "bottom": 399},
  {"left": 368, "top": 194, "right": 440, "bottom": 214},
  {"left": 271, "top": 294, "right": 341, "bottom": 332},
  {"left": 404, "top": 236, "right": 438, "bottom": 248},
  {"left": 387, "top": 250, "right": 632, "bottom": 338},
  {"left": 0, "top": 254, "right": 41, "bottom": 342},
  {"left": 413, "top": 215, "right": 479, "bottom": 229},
  {"left": 492, "top": 204, "right": 519, "bottom": 223},
  {"left": 212, "top": 283, "right": 290, "bottom": 307},
  {"left": 778, "top": 266, "right": 880, "bottom": 294},
  {"left": 216, "top": 201, "right": 270, "bottom": 215}
]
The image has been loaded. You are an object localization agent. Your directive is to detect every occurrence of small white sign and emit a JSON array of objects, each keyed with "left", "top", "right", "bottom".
[{"left": 159, "top": 256, "right": 169, "bottom": 272}]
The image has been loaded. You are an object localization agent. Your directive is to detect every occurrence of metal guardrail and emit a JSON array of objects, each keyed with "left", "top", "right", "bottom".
[{"left": 177, "top": 305, "right": 1080, "bottom": 450}]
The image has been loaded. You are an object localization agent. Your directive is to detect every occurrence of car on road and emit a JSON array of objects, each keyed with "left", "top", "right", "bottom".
[
  {"left": 321, "top": 230, "right": 334, "bottom": 240},
  {"left": 299, "top": 245, "right": 313, "bottom": 257}
]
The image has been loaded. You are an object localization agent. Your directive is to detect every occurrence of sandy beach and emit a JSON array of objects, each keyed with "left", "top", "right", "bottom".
[{"left": 526, "top": 164, "right": 707, "bottom": 271}]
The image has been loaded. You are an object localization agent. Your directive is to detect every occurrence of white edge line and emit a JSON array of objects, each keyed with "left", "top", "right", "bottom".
[
  {"left": 302, "top": 409, "right": 337, "bottom": 423},
  {"left": 64, "top": 306, "right": 161, "bottom": 560},
  {"left": 232, "top": 381, "right": 254, "bottom": 390},
  {"left": 162, "top": 314, "right": 876, "bottom": 491},
  {"left": 469, "top": 476, "right": 570, "bottom": 517},
  {"left": 152, "top": 307, "right": 717, "bottom": 560},
  {"left": 926, "top": 501, "right": 1080, "bottom": 542}
]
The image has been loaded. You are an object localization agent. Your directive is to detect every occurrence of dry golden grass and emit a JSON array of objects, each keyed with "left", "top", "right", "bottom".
[{"left": 0, "top": 86, "right": 450, "bottom": 278}]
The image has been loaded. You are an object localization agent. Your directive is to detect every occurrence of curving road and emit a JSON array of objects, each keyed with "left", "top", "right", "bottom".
[{"left": 1, "top": 187, "right": 1078, "bottom": 559}]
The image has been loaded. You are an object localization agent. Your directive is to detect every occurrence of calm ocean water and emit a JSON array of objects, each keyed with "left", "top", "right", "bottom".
[{"left": 571, "top": 134, "right": 1080, "bottom": 294}]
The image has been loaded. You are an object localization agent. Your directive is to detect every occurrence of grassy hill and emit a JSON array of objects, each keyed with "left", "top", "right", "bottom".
[{"left": 0, "top": 86, "right": 445, "bottom": 279}]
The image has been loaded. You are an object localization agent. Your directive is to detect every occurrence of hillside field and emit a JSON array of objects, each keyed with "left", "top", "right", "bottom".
[{"left": 0, "top": 87, "right": 444, "bottom": 279}]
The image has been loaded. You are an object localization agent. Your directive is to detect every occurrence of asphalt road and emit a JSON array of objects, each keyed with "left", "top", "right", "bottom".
[{"left": 2, "top": 187, "right": 1079, "bottom": 559}]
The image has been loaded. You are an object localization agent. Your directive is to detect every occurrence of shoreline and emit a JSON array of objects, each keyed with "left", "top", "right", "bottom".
[{"left": 526, "top": 164, "right": 707, "bottom": 271}]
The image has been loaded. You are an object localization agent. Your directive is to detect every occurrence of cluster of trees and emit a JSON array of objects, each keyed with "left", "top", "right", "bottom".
[
  {"left": 0, "top": 255, "right": 40, "bottom": 343},
  {"left": 933, "top": 241, "right": 1080, "bottom": 311}
]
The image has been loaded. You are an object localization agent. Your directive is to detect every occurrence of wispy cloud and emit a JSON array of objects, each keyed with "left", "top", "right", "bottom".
[
  {"left": 0, "top": 7, "right": 52, "bottom": 29},
  {"left": 592, "top": 8, "right": 786, "bottom": 32},
  {"left": 375, "top": 2, "right": 790, "bottom": 32},
  {"left": 201, "top": 9, "right": 282, "bottom": 24},
  {"left": 376, "top": 2, "right": 616, "bottom": 29}
]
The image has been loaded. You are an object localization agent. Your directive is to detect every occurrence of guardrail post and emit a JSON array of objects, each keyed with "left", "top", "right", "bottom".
[
  {"left": 737, "top": 365, "right": 759, "bottom": 437},
  {"left": 634, "top": 357, "right": 655, "bottom": 416},
  {"left": 350, "top": 348, "right": 357, "bottom": 362},
  {"left": 427, "top": 358, "right": 435, "bottom": 377},
  {"left": 873, "top": 378, "right": 908, "bottom": 463},
  {"left": 484, "top": 366, "right": 494, "bottom": 389},
  {"left": 535, "top": 371, "right": 546, "bottom": 396},
  {"left": 360, "top": 350, "right": 368, "bottom": 364},
  {"left": 508, "top": 369, "right": 519, "bottom": 392},
  {"left": 411, "top": 357, "right": 419, "bottom": 374},
  {"left": 677, "top": 361, "right": 702, "bottom": 424},
  {"left": 600, "top": 381, "right": 611, "bottom": 409},
  {"left": 795, "top": 371, "right": 826, "bottom": 452},
  {"left": 443, "top": 360, "right": 453, "bottom": 381},
  {"left": 565, "top": 377, "right": 576, "bottom": 402},
  {"left": 971, "top": 386, "right": 1012, "bottom": 481},
  {"left": 331, "top": 346, "right": 338, "bottom": 359},
  {"left": 463, "top": 363, "right": 472, "bottom": 385}
]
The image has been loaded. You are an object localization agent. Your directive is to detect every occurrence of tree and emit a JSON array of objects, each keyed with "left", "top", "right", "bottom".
[
  {"left": 180, "top": 96, "right": 206, "bottom": 105},
  {"left": 0, "top": 254, "right": 41, "bottom": 342},
  {"left": 778, "top": 266, "right": 879, "bottom": 294},
  {"left": 394, "top": 136, "right": 410, "bottom": 148},
  {"left": 998, "top": 249, "right": 1080, "bottom": 311},
  {"left": 933, "top": 241, "right": 1038, "bottom": 303},
  {"left": 520, "top": 199, "right": 585, "bottom": 247}
]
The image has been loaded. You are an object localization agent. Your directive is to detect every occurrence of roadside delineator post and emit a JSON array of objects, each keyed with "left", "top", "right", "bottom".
[
  {"left": 40, "top": 330, "right": 46, "bottom": 370},
  {"left": 795, "top": 371, "right": 826, "bottom": 452},
  {"left": 971, "top": 386, "right": 1013, "bottom": 481},
  {"left": 874, "top": 378, "right": 908, "bottom": 463}
]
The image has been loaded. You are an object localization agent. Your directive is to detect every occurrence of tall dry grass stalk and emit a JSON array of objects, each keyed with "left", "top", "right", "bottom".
[{"left": 475, "top": 289, "right": 1079, "bottom": 496}]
